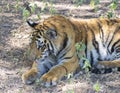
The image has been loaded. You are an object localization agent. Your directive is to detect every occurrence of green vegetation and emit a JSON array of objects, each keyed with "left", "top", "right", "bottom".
[
  {"left": 14, "top": 0, "right": 20, "bottom": 11},
  {"left": 66, "top": 74, "right": 75, "bottom": 93},
  {"left": 22, "top": 3, "right": 37, "bottom": 20},
  {"left": 6, "top": 4, "right": 10, "bottom": 11},
  {"left": 74, "top": 0, "right": 118, "bottom": 18},
  {"left": 73, "top": 0, "right": 100, "bottom": 11},
  {"left": 75, "top": 42, "right": 91, "bottom": 72},
  {"left": 110, "top": 0, "right": 118, "bottom": 10},
  {"left": 37, "top": 12, "right": 41, "bottom": 20},
  {"left": 41, "top": 1, "right": 48, "bottom": 12},
  {"left": 22, "top": 8, "right": 30, "bottom": 20},
  {"left": 82, "top": 57, "right": 91, "bottom": 72},
  {"left": 30, "top": 3, "right": 37, "bottom": 14},
  {"left": 42, "top": 0, "right": 56, "bottom": 15},
  {"left": 66, "top": 90, "right": 74, "bottom": 93},
  {"left": 107, "top": 0, "right": 118, "bottom": 18},
  {"left": 5, "top": 0, "right": 118, "bottom": 21},
  {"left": 35, "top": 78, "right": 41, "bottom": 86},
  {"left": 90, "top": 0, "right": 100, "bottom": 12},
  {"left": 93, "top": 81, "right": 101, "bottom": 92},
  {"left": 49, "top": 3, "right": 56, "bottom": 15},
  {"left": 90, "top": 0, "right": 100, "bottom": 7},
  {"left": 73, "top": 0, "right": 85, "bottom": 6},
  {"left": 21, "top": 0, "right": 57, "bottom": 20},
  {"left": 76, "top": 42, "right": 101, "bottom": 92}
]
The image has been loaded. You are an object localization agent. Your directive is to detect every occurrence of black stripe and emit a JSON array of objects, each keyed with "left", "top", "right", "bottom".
[
  {"left": 97, "top": 19, "right": 105, "bottom": 46},
  {"left": 86, "top": 23, "right": 100, "bottom": 63},
  {"left": 106, "top": 20, "right": 110, "bottom": 25},
  {"left": 47, "top": 43, "right": 50, "bottom": 51},
  {"left": 107, "top": 27, "right": 120, "bottom": 53},
  {"left": 57, "top": 33, "right": 68, "bottom": 57},
  {"left": 111, "top": 19, "right": 118, "bottom": 25},
  {"left": 93, "top": 40, "right": 99, "bottom": 55},
  {"left": 43, "top": 63, "right": 50, "bottom": 72},
  {"left": 90, "top": 51, "right": 94, "bottom": 66},
  {"left": 68, "top": 19, "right": 78, "bottom": 31},
  {"left": 36, "top": 35, "right": 41, "bottom": 38},
  {"left": 39, "top": 31, "right": 42, "bottom": 35},
  {"left": 38, "top": 27, "right": 46, "bottom": 32},
  {"left": 49, "top": 40, "right": 54, "bottom": 53},
  {"left": 96, "top": 21, "right": 102, "bottom": 39},
  {"left": 85, "top": 33, "right": 87, "bottom": 58},
  {"left": 111, "top": 39, "right": 120, "bottom": 52},
  {"left": 88, "top": 23, "right": 100, "bottom": 56},
  {"left": 49, "top": 61, "right": 54, "bottom": 67},
  {"left": 107, "top": 34, "right": 115, "bottom": 53},
  {"left": 58, "top": 47, "right": 71, "bottom": 60},
  {"left": 43, "top": 25, "right": 49, "bottom": 30},
  {"left": 91, "top": 32, "right": 100, "bottom": 59},
  {"left": 105, "top": 33, "right": 111, "bottom": 48},
  {"left": 62, "top": 55, "right": 74, "bottom": 60},
  {"left": 43, "top": 21, "right": 57, "bottom": 31},
  {"left": 116, "top": 48, "right": 120, "bottom": 53},
  {"left": 38, "top": 45, "right": 40, "bottom": 50},
  {"left": 60, "top": 65, "right": 68, "bottom": 74},
  {"left": 84, "top": 24, "right": 88, "bottom": 58}
]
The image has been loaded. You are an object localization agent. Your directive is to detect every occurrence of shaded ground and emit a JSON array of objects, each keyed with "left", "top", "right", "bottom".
[{"left": 0, "top": 0, "right": 120, "bottom": 93}]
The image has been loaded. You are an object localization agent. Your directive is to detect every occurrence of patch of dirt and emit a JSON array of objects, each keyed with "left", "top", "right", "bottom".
[{"left": 1, "top": 0, "right": 120, "bottom": 93}]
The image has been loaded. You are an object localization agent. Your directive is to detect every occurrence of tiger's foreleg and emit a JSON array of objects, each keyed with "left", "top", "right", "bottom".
[
  {"left": 22, "top": 61, "right": 38, "bottom": 84},
  {"left": 40, "top": 57, "right": 79, "bottom": 87}
]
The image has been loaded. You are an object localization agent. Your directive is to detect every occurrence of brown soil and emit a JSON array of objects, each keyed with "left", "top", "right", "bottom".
[{"left": 0, "top": 0, "right": 120, "bottom": 93}]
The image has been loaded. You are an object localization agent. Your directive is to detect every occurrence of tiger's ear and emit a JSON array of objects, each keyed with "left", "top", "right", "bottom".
[
  {"left": 46, "top": 29, "right": 57, "bottom": 39},
  {"left": 27, "top": 20, "right": 38, "bottom": 28}
]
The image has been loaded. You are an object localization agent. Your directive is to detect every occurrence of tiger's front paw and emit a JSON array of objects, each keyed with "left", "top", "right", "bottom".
[
  {"left": 22, "top": 69, "right": 38, "bottom": 85},
  {"left": 40, "top": 72, "right": 58, "bottom": 87}
]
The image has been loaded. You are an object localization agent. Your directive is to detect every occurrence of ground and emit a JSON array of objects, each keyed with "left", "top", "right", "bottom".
[{"left": 0, "top": 0, "right": 120, "bottom": 93}]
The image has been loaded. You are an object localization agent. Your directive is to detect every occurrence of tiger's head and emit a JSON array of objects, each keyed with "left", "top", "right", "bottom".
[{"left": 27, "top": 15, "right": 76, "bottom": 60}]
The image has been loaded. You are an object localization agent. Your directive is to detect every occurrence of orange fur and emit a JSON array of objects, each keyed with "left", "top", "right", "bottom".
[{"left": 22, "top": 15, "right": 120, "bottom": 87}]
